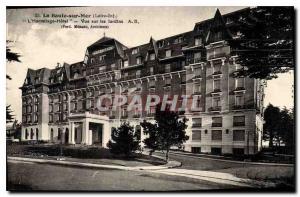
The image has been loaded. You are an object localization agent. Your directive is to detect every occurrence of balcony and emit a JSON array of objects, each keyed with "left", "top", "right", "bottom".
[
  {"left": 212, "top": 71, "right": 222, "bottom": 77},
  {"left": 233, "top": 87, "right": 246, "bottom": 93},
  {"left": 121, "top": 115, "right": 128, "bottom": 119},
  {"left": 211, "top": 89, "right": 222, "bottom": 96},
  {"left": 182, "top": 44, "right": 203, "bottom": 51},
  {"left": 121, "top": 63, "right": 143, "bottom": 70},
  {"left": 133, "top": 114, "right": 141, "bottom": 118},
  {"left": 211, "top": 123, "right": 222, "bottom": 127},
  {"left": 187, "top": 58, "right": 203, "bottom": 65},
  {"left": 232, "top": 104, "right": 255, "bottom": 110},
  {"left": 209, "top": 106, "right": 222, "bottom": 112}
]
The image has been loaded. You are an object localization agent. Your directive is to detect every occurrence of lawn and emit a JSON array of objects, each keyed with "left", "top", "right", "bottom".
[{"left": 7, "top": 143, "right": 166, "bottom": 167}]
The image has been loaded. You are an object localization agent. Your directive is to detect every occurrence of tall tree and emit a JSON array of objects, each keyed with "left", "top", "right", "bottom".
[
  {"left": 231, "top": 7, "right": 294, "bottom": 80},
  {"left": 6, "top": 40, "right": 21, "bottom": 80},
  {"left": 141, "top": 104, "right": 189, "bottom": 162},
  {"left": 107, "top": 122, "right": 140, "bottom": 157},
  {"left": 278, "top": 107, "right": 294, "bottom": 153},
  {"left": 6, "top": 41, "right": 21, "bottom": 123},
  {"left": 263, "top": 104, "right": 281, "bottom": 148},
  {"left": 6, "top": 105, "right": 14, "bottom": 123}
]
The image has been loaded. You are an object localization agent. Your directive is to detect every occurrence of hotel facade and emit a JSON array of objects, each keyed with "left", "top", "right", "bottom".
[{"left": 20, "top": 8, "right": 265, "bottom": 155}]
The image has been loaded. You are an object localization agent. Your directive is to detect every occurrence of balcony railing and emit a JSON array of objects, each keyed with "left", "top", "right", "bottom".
[
  {"left": 133, "top": 114, "right": 141, "bottom": 118},
  {"left": 212, "top": 89, "right": 222, "bottom": 94},
  {"left": 232, "top": 104, "right": 255, "bottom": 110},
  {"left": 187, "top": 58, "right": 203, "bottom": 65},
  {"left": 211, "top": 123, "right": 222, "bottom": 127},
  {"left": 209, "top": 106, "right": 222, "bottom": 112},
  {"left": 121, "top": 115, "right": 128, "bottom": 119}
]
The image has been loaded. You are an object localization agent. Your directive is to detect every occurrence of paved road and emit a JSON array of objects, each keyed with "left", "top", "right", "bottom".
[
  {"left": 7, "top": 160, "right": 239, "bottom": 191},
  {"left": 153, "top": 152, "right": 249, "bottom": 171}
]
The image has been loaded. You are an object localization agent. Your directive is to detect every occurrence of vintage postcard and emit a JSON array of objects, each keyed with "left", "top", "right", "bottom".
[{"left": 6, "top": 6, "right": 295, "bottom": 192}]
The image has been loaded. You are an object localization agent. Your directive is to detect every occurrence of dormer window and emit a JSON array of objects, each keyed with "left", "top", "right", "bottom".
[
  {"left": 149, "top": 53, "right": 155, "bottom": 60},
  {"left": 99, "top": 55, "right": 106, "bottom": 61},
  {"left": 123, "top": 60, "right": 128, "bottom": 68},
  {"left": 136, "top": 57, "right": 142, "bottom": 65},
  {"left": 132, "top": 48, "right": 138, "bottom": 55},
  {"left": 174, "top": 36, "right": 183, "bottom": 44},
  {"left": 195, "top": 37, "right": 202, "bottom": 46},
  {"left": 166, "top": 50, "right": 171, "bottom": 57},
  {"left": 158, "top": 41, "right": 164, "bottom": 48}
]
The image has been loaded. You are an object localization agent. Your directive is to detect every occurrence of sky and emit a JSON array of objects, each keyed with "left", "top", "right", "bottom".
[{"left": 6, "top": 6, "right": 294, "bottom": 121}]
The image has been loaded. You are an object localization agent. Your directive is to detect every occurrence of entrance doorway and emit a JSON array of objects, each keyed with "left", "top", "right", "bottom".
[
  {"left": 65, "top": 128, "right": 69, "bottom": 144},
  {"left": 89, "top": 122, "right": 103, "bottom": 145}
]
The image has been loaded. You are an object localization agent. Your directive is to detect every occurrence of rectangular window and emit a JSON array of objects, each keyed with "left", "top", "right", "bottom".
[
  {"left": 192, "top": 118, "right": 202, "bottom": 127},
  {"left": 165, "top": 78, "right": 171, "bottom": 85},
  {"left": 235, "top": 95, "right": 244, "bottom": 106},
  {"left": 233, "top": 116, "right": 245, "bottom": 126},
  {"left": 212, "top": 117, "right": 222, "bottom": 127},
  {"left": 165, "top": 64, "right": 171, "bottom": 72},
  {"left": 236, "top": 78, "right": 244, "bottom": 88},
  {"left": 193, "top": 83, "right": 201, "bottom": 93},
  {"left": 136, "top": 70, "right": 141, "bottom": 78},
  {"left": 195, "top": 37, "right": 202, "bottom": 46},
  {"left": 123, "top": 60, "right": 128, "bottom": 68},
  {"left": 149, "top": 80, "right": 155, "bottom": 88},
  {"left": 158, "top": 41, "right": 164, "bottom": 48},
  {"left": 213, "top": 64, "right": 222, "bottom": 74},
  {"left": 212, "top": 130, "right": 222, "bottom": 141},
  {"left": 99, "top": 55, "right": 106, "bottom": 61},
  {"left": 192, "top": 130, "right": 201, "bottom": 141},
  {"left": 166, "top": 50, "right": 172, "bottom": 57},
  {"left": 194, "top": 52, "right": 201, "bottom": 62},
  {"left": 191, "top": 147, "right": 201, "bottom": 153},
  {"left": 213, "top": 79, "right": 221, "bottom": 91},
  {"left": 49, "top": 114, "right": 53, "bottom": 122},
  {"left": 136, "top": 57, "right": 142, "bottom": 65},
  {"left": 212, "top": 97, "right": 221, "bottom": 108},
  {"left": 150, "top": 53, "right": 155, "bottom": 60},
  {"left": 132, "top": 48, "right": 138, "bottom": 54},
  {"left": 233, "top": 130, "right": 245, "bottom": 141},
  {"left": 195, "top": 68, "right": 201, "bottom": 77},
  {"left": 150, "top": 67, "right": 154, "bottom": 75}
]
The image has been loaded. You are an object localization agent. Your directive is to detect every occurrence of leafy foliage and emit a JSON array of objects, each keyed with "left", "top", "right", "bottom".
[
  {"left": 263, "top": 104, "right": 294, "bottom": 152},
  {"left": 141, "top": 104, "right": 189, "bottom": 161},
  {"left": 6, "top": 40, "right": 21, "bottom": 80},
  {"left": 231, "top": 7, "right": 294, "bottom": 79},
  {"left": 107, "top": 122, "right": 140, "bottom": 157},
  {"left": 6, "top": 105, "right": 14, "bottom": 123}
]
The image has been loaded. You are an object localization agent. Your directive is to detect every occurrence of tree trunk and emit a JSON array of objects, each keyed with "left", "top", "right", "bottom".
[
  {"left": 165, "top": 148, "right": 169, "bottom": 162},
  {"left": 269, "top": 133, "right": 273, "bottom": 148}
]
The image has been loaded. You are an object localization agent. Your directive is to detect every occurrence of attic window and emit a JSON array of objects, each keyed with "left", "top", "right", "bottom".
[
  {"left": 158, "top": 41, "right": 164, "bottom": 48},
  {"left": 149, "top": 53, "right": 155, "bottom": 60},
  {"left": 132, "top": 48, "right": 138, "bottom": 55},
  {"left": 195, "top": 37, "right": 202, "bottom": 46},
  {"left": 226, "top": 17, "right": 233, "bottom": 24},
  {"left": 123, "top": 60, "right": 128, "bottom": 68},
  {"left": 174, "top": 37, "right": 183, "bottom": 44},
  {"left": 99, "top": 55, "right": 106, "bottom": 61}
]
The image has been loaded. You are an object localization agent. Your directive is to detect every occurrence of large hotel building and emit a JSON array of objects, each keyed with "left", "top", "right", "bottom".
[{"left": 20, "top": 8, "right": 265, "bottom": 155}]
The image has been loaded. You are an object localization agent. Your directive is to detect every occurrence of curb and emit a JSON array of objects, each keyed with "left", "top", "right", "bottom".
[{"left": 7, "top": 156, "right": 181, "bottom": 171}]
